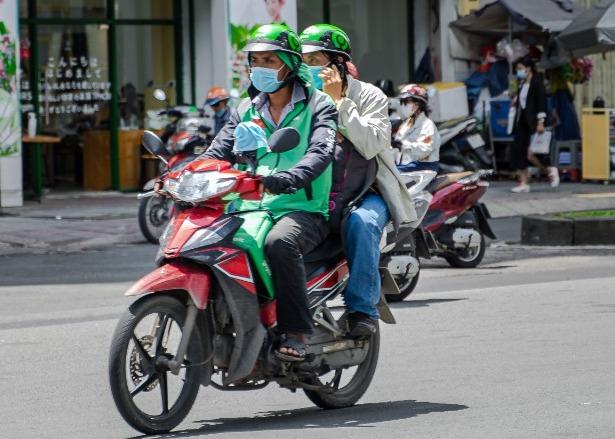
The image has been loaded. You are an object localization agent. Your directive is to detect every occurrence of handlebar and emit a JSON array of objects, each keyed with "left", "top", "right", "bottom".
[{"left": 137, "top": 191, "right": 156, "bottom": 200}]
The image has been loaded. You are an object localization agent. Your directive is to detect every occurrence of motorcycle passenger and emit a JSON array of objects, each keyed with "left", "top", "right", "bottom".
[
  {"left": 300, "top": 24, "right": 418, "bottom": 336},
  {"left": 205, "top": 86, "right": 231, "bottom": 136},
  {"left": 203, "top": 24, "right": 338, "bottom": 361},
  {"left": 394, "top": 84, "right": 441, "bottom": 173}
]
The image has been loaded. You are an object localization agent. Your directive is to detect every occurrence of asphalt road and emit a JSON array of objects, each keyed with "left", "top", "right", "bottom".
[{"left": 1, "top": 243, "right": 615, "bottom": 438}]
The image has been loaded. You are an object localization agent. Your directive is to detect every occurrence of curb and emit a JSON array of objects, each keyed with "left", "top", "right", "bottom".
[{"left": 521, "top": 215, "right": 615, "bottom": 246}]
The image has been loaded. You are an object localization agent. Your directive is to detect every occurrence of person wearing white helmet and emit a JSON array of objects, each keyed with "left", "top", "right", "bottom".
[{"left": 394, "top": 84, "right": 441, "bottom": 173}]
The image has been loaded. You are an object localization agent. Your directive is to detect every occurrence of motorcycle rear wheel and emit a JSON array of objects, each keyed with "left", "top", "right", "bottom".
[
  {"left": 385, "top": 270, "right": 420, "bottom": 302},
  {"left": 304, "top": 325, "right": 380, "bottom": 409},
  {"left": 445, "top": 231, "right": 486, "bottom": 268},
  {"left": 109, "top": 295, "right": 205, "bottom": 434}
]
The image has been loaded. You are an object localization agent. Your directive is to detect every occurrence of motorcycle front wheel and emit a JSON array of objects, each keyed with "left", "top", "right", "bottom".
[
  {"left": 109, "top": 295, "right": 205, "bottom": 434},
  {"left": 138, "top": 196, "right": 172, "bottom": 244},
  {"left": 304, "top": 325, "right": 380, "bottom": 409}
]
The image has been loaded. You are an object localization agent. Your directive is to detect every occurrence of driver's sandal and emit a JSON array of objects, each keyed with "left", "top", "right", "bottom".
[{"left": 275, "top": 336, "right": 307, "bottom": 362}]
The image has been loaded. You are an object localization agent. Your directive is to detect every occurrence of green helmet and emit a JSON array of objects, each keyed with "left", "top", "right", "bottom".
[
  {"left": 243, "top": 23, "right": 302, "bottom": 58},
  {"left": 299, "top": 24, "right": 352, "bottom": 61}
]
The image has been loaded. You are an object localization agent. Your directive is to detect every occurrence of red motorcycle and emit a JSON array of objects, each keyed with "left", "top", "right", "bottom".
[
  {"left": 414, "top": 169, "right": 496, "bottom": 268},
  {"left": 110, "top": 129, "right": 390, "bottom": 434}
]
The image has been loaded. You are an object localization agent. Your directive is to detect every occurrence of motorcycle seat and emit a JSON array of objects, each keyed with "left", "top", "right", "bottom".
[
  {"left": 303, "top": 234, "right": 344, "bottom": 277},
  {"left": 427, "top": 171, "right": 473, "bottom": 193}
]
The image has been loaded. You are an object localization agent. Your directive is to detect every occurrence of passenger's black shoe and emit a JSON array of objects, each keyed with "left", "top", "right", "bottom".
[{"left": 347, "top": 312, "right": 378, "bottom": 337}]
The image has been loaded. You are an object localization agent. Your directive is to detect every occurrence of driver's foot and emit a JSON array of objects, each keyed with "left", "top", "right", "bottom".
[
  {"left": 348, "top": 312, "right": 378, "bottom": 337},
  {"left": 275, "top": 333, "right": 307, "bottom": 362}
]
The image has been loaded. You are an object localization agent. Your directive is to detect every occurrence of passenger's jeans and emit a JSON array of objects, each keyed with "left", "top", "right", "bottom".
[
  {"left": 397, "top": 161, "right": 440, "bottom": 173},
  {"left": 343, "top": 193, "right": 390, "bottom": 320}
]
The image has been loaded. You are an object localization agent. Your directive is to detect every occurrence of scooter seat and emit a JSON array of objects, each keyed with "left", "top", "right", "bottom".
[
  {"left": 427, "top": 172, "right": 473, "bottom": 193},
  {"left": 303, "top": 235, "right": 344, "bottom": 277}
]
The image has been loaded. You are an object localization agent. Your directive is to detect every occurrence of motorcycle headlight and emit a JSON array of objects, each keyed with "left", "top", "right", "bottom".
[{"left": 164, "top": 171, "right": 236, "bottom": 203}]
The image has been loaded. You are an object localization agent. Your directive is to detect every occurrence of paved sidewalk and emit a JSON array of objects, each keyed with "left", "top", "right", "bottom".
[
  {"left": 1, "top": 181, "right": 615, "bottom": 255},
  {"left": 484, "top": 181, "right": 615, "bottom": 218},
  {"left": 0, "top": 191, "right": 143, "bottom": 256}
]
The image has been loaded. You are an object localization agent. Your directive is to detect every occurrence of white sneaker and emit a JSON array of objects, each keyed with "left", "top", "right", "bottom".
[
  {"left": 548, "top": 167, "right": 560, "bottom": 188},
  {"left": 511, "top": 184, "right": 530, "bottom": 193}
]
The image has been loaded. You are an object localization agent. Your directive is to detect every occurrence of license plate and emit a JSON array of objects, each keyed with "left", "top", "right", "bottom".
[{"left": 467, "top": 134, "right": 485, "bottom": 149}]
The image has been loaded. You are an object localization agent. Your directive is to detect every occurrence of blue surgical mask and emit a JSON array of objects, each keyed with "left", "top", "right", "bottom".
[
  {"left": 309, "top": 65, "right": 326, "bottom": 90},
  {"left": 516, "top": 69, "right": 527, "bottom": 80},
  {"left": 214, "top": 107, "right": 226, "bottom": 117},
  {"left": 250, "top": 65, "right": 286, "bottom": 93}
]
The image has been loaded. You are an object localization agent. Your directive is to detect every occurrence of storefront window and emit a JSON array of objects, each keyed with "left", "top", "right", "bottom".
[
  {"left": 116, "top": 25, "right": 175, "bottom": 129},
  {"left": 114, "top": 0, "right": 173, "bottom": 20},
  {"left": 36, "top": 0, "right": 107, "bottom": 19}
]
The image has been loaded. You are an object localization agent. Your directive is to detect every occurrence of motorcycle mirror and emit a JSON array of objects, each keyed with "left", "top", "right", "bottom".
[
  {"left": 268, "top": 127, "right": 300, "bottom": 154},
  {"left": 142, "top": 130, "right": 170, "bottom": 162},
  {"left": 153, "top": 89, "right": 167, "bottom": 102}
]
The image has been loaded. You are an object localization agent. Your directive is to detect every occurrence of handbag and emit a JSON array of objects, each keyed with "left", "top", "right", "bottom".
[
  {"left": 506, "top": 105, "right": 516, "bottom": 135},
  {"left": 529, "top": 130, "right": 553, "bottom": 155}
]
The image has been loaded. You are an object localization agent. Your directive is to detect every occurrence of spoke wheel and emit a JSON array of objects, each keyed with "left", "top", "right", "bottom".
[
  {"left": 109, "top": 296, "right": 205, "bottom": 434},
  {"left": 304, "top": 325, "right": 380, "bottom": 409}
]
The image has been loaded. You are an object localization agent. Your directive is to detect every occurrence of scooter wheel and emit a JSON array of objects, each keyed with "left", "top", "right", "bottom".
[
  {"left": 385, "top": 271, "right": 420, "bottom": 302},
  {"left": 138, "top": 196, "right": 171, "bottom": 245},
  {"left": 445, "top": 232, "right": 486, "bottom": 268}
]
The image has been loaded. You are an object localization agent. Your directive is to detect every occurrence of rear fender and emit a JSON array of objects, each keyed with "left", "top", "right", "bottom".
[
  {"left": 125, "top": 262, "right": 213, "bottom": 309},
  {"left": 472, "top": 203, "right": 497, "bottom": 239}
]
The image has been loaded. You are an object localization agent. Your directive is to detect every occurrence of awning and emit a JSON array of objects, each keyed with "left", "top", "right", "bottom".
[
  {"left": 557, "top": 0, "right": 615, "bottom": 57},
  {"left": 450, "top": 0, "right": 584, "bottom": 60}
]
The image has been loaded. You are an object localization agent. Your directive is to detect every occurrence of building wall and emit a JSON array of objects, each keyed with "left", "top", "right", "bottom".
[{"left": 194, "top": 0, "right": 231, "bottom": 104}]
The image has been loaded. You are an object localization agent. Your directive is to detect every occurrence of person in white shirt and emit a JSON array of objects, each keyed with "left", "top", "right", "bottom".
[{"left": 394, "top": 84, "right": 441, "bottom": 173}]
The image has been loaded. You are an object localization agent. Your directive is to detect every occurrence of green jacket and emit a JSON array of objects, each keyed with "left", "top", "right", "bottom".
[{"left": 204, "top": 80, "right": 338, "bottom": 219}]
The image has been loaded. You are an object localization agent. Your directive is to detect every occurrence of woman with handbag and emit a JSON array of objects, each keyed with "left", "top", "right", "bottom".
[{"left": 510, "top": 58, "right": 560, "bottom": 193}]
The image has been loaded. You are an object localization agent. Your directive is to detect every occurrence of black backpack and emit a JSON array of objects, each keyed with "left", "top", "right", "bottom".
[{"left": 328, "top": 137, "right": 378, "bottom": 232}]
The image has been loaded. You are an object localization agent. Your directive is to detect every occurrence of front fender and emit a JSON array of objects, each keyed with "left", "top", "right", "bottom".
[{"left": 125, "top": 262, "right": 212, "bottom": 309}]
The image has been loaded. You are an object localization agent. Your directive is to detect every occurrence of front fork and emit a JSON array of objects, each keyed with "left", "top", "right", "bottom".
[{"left": 158, "top": 302, "right": 199, "bottom": 374}]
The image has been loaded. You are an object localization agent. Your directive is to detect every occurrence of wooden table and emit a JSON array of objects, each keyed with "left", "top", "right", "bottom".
[{"left": 22, "top": 135, "right": 61, "bottom": 199}]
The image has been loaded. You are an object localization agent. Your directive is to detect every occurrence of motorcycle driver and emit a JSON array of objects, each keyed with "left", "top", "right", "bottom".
[
  {"left": 299, "top": 24, "right": 418, "bottom": 336},
  {"left": 205, "top": 86, "right": 231, "bottom": 136},
  {"left": 394, "top": 84, "right": 441, "bottom": 173},
  {"left": 202, "top": 24, "right": 338, "bottom": 361}
]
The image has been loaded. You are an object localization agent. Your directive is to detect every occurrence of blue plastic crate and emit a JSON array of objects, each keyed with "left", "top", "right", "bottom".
[{"left": 490, "top": 98, "right": 511, "bottom": 139}]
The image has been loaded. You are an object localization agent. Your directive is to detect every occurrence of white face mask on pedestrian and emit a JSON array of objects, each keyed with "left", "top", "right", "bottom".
[{"left": 399, "top": 102, "right": 419, "bottom": 119}]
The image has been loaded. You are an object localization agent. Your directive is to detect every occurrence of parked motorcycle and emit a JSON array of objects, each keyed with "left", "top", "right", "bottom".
[
  {"left": 111, "top": 127, "right": 431, "bottom": 434},
  {"left": 438, "top": 117, "right": 493, "bottom": 174},
  {"left": 415, "top": 169, "right": 496, "bottom": 268},
  {"left": 138, "top": 89, "right": 210, "bottom": 244}
]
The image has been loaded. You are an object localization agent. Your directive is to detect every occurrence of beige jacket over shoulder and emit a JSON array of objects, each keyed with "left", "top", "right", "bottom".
[{"left": 335, "top": 76, "right": 418, "bottom": 229}]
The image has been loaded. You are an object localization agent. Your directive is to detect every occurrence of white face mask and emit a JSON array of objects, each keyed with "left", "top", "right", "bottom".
[{"left": 399, "top": 103, "right": 418, "bottom": 119}]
